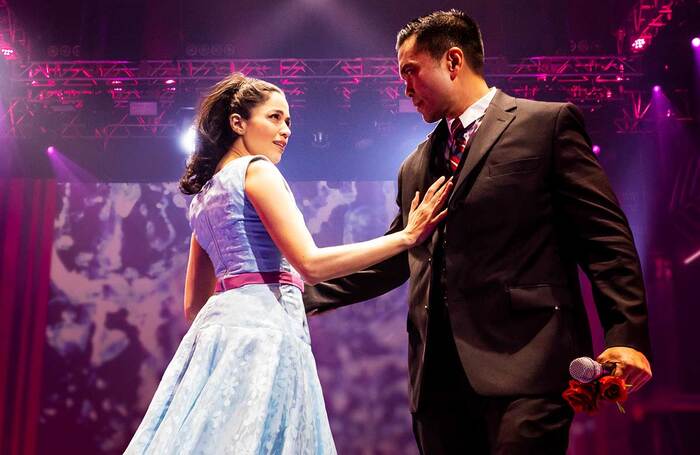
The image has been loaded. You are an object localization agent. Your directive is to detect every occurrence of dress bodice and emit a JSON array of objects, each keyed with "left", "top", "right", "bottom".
[{"left": 188, "top": 155, "right": 296, "bottom": 278}]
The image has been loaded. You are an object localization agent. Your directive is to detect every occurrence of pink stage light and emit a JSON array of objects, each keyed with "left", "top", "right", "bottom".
[
  {"left": 165, "top": 79, "right": 176, "bottom": 85},
  {"left": 692, "top": 37, "right": 700, "bottom": 48},
  {"left": 592, "top": 145, "right": 601, "bottom": 155},
  {"left": 631, "top": 37, "right": 648, "bottom": 52},
  {"left": 47, "top": 146, "right": 57, "bottom": 155},
  {"left": 653, "top": 85, "right": 662, "bottom": 93},
  {"left": 1, "top": 47, "right": 14, "bottom": 57},
  {"left": 684, "top": 249, "right": 700, "bottom": 265}
]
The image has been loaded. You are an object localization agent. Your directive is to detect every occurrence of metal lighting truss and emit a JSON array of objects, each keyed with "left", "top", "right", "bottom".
[
  {"left": 624, "top": 0, "right": 679, "bottom": 52},
  {"left": 0, "top": 55, "right": 672, "bottom": 139},
  {"left": 0, "top": 0, "right": 26, "bottom": 60}
]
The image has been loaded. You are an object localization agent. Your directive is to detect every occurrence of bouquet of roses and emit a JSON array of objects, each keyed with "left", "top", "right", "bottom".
[{"left": 562, "top": 358, "right": 628, "bottom": 415}]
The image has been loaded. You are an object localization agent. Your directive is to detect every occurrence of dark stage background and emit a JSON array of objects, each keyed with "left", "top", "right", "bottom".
[{"left": 1, "top": 1, "right": 699, "bottom": 454}]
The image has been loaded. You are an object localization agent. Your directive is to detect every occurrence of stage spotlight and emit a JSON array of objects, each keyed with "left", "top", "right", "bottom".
[
  {"left": 180, "top": 125, "right": 196, "bottom": 155},
  {"left": 631, "top": 36, "right": 649, "bottom": 53},
  {"left": 653, "top": 85, "right": 662, "bottom": 93},
  {"left": 47, "top": 146, "right": 57, "bottom": 155},
  {"left": 692, "top": 37, "right": 700, "bottom": 48},
  {"left": 198, "top": 44, "right": 211, "bottom": 57},
  {"left": 311, "top": 131, "right": 331, "bottom": 149},
  {"left": 165, "top": 79, "right": 176, "bottom": 85},
  {"left": 592, "top": 145, "right": 601, "bottom": 155}
]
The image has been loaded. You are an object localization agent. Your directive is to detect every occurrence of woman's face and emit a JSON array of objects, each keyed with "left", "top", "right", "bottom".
[{"left": 235, "top": 90, "right": 292, "bottom": 164}]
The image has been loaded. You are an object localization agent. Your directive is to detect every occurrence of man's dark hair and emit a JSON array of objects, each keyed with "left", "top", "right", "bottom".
[{"left": 396, "top": 9, "right": 485, "bottom": 76}]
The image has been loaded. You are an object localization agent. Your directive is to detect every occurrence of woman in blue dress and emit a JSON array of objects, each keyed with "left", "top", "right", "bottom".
[{"left": 124, "top": 73, "right": 451, "bottom": 454}]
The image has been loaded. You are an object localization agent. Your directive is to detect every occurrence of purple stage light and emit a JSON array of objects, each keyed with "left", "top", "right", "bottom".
[
  {"left": 165, "top": 79, "right": 176, "bottom": 85},
  {"left": 653, "top": 85, "right": 661, "bottom": 93},
  {"left": 47, "top": 146, "right": 57, "bottom": 155},
  {"left": 692, "top": 37, "right": 700, "bottom": 48},
  {"left": 592, "top": 145, "right": 601, "bottom": 155}
]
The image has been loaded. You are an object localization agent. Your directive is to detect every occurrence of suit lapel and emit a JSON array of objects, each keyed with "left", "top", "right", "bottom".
[
  {"left": 448, "top": 90, "right": 517, "bottom": 205},
  {"left": 408, "top": 121, "right": 446, "bottom": 254}
]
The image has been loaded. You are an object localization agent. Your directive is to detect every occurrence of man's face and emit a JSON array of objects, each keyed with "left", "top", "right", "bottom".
[{"left": 398, "top": 35, "right": 453, "bottom": 123}]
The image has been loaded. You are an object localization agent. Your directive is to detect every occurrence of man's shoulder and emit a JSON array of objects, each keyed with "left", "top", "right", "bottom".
[
  {"left": 502, "top": 93, "right": 584, "bottom": 127},
  {"left": 510, "top": 95, "right": 569, "bottom": 115},
  {"left": 400, "top": 139, "right": 429, "bottom": 171}
]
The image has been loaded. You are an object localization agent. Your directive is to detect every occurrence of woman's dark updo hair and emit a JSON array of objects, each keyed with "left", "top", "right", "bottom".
[{"left": 179, "top": 73, "right": 282, "bottom": 195}]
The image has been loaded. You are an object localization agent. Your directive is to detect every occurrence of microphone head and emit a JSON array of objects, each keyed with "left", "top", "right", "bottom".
[{"left": 569, "top": 357, "right": 602, "bottom": 383}]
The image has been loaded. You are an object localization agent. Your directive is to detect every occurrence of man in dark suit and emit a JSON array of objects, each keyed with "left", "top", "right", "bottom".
[{"left": 304, "top": 10, "right": 652, "bottom": 454}]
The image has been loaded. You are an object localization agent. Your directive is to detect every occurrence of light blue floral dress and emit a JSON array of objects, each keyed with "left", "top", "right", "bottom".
[{"left": 124, "top": 156, "right": 336, "bottom": 454}]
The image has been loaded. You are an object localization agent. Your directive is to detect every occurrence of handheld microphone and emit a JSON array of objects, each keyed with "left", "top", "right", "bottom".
[{"left": 569, "top": 357, "right": 615, "bottom": 383}]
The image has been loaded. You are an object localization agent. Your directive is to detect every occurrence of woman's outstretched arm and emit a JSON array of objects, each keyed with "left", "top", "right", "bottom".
[{"left": 245, "top": 158, "right": 450, "bottom": 285}]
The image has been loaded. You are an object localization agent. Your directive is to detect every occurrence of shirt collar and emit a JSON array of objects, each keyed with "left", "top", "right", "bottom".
[{"left": 447, "top": 86, "right": 497, "bottom": 132}]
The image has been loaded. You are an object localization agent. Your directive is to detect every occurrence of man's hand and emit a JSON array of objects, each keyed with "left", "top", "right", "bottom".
[{"left": 597, "top": 346, "right": 652, "bottom": 393}]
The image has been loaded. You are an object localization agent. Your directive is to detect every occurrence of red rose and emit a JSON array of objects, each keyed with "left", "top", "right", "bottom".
[
  {"left": 562, "top": 379, "right": 599, "bottom": 414},
  {"left": 598, "top": 375, "right": 628, "bottom": 403}
]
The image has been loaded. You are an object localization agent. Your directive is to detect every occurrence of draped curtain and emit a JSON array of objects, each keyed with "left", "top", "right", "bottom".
[{"left": 0, "top": 179, "right": 56, "bottom": 455}]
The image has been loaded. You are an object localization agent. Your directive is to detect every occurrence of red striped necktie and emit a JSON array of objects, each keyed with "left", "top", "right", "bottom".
[{"left": 447, "top": 116, "right": 483, "bottom": 173}]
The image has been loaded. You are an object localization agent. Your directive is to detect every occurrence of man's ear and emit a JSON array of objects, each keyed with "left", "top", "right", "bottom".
[
  {"left": 230, "top": 113, "right": 246, "bottom": 135},
  {"left": 446, "top": 47, "right": 464, "bottom": 73}
]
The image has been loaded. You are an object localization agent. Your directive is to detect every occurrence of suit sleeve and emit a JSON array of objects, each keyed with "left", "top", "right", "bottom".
[
  {"left": 552, "top": 103, "right": 651, "bottom": 359},
  {"left": 303, "top": 163, "right": 411, "bottom": 315}
]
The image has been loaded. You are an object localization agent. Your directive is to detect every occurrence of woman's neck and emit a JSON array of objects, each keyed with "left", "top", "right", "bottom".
[{"left": 215, "top": 146, "right": 249, "bottom": 172}]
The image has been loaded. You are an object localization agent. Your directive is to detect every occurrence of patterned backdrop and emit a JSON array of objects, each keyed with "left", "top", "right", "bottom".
[{"left": 39, "top": 180, "right": 417, "bottom": 454}]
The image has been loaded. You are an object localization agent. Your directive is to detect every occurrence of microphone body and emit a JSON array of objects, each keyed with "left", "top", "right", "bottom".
[{"left": 569, "top": 357, "right": 615, "bottom": 383}]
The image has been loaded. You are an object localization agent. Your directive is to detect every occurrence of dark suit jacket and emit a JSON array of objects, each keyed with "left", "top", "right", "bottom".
[{"left": 303, "top": 90, "right": 651, "bottom": 413}]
